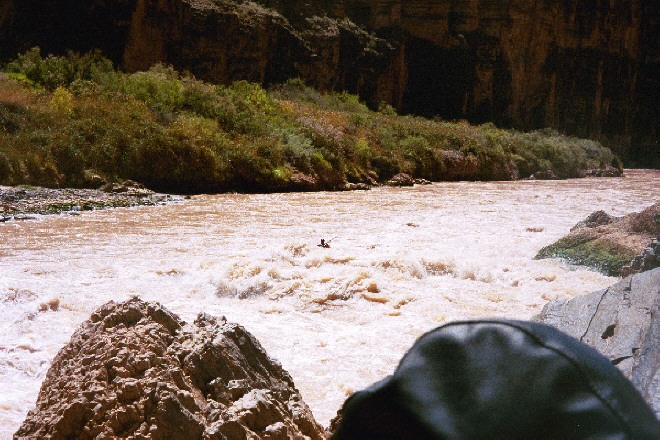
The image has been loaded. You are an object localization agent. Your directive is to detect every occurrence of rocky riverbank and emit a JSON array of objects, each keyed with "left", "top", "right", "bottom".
[
  {"left": 0, "top": 173, "right": 434, "bottom": 223},
  {"left": 536, "top": 203, "right": 660, "bottom": 276},
  {"left": 0, "top": 181, "right": 181, "bottom": 221}
]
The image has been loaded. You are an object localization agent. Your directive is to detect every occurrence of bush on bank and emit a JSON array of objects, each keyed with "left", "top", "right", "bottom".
[{"left": 0, "top": 48, "right": 620, "bottom": 193}]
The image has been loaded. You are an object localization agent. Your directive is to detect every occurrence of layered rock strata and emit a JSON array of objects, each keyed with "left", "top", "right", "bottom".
[
  {"left": 539, "top": 268, "right": 660, "bottom": 416},
  {"left": 0, "top": 0, "right": 657, "bottom": 166},
  {"left": 15, "top": 299, "right": 325, "bottom": 439}
]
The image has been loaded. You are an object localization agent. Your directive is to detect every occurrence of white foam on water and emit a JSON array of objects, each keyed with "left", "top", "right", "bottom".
[{"left": 0, "top": 170, "right": 658, "bottom": 436}]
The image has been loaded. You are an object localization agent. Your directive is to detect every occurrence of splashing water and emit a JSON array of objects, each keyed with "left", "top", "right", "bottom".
[{"left": 0, "top": 170, "right": 658, "bottom": 435}]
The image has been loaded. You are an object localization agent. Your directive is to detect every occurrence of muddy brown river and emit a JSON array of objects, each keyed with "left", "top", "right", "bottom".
[{"left": 1, "top": 169, "right": 658, "bottom": 436}]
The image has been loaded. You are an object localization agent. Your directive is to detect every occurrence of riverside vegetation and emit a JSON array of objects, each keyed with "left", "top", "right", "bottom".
[{"left": 0, "top": 48, "right": 622, "bottom": 194}]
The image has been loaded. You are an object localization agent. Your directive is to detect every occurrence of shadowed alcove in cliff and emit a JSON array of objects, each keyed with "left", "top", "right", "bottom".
[
  {"left": 402, "top": 37, "right": 475, "bottom": 119},
  {"left": 0, "top": 0, "right": 134, "bottom": 65}
]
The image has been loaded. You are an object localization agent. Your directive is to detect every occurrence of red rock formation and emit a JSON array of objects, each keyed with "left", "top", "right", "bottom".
[
  {"left": 351, "top": 0, "right": 658, "bottom": 167},
  {"left": 0, "top": 0, "right": 657, "bottom": 166},
  {"left": 15, "top": 299, "right": 325, "bottom": 439}
]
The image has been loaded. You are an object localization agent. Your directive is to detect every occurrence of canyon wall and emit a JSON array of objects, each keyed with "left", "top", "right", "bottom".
[
  {"left": 340, "top": 0, "right": 659, "bottom": 167},
  {"left": 0, "top": 0, "right": 657, "bottom": 166}
]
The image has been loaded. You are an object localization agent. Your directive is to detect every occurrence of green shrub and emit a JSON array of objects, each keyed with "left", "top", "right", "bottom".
[
  {"left": 229, "top": 80, "right": 277, "bottom": 114},
  {"left": 352, "top": 137, "right": 372, "bottom": 164},
  {"left": 112, "top": 65, "right": 184, "bottom": 113},
  {"left": 6, "top": 47, "right": 113, "bottom": 91},
  {"left": 182, "top": 78, "right": 221, "bottom": 117},
  {"left": 311, "top": 151, "right": 332, "bottom": 173},
  {"left": 228, "top": 150, "right": 283, "bottom": 192},
  {"left": 50, "top": 143, "right": 84, "bottom": 181},
  {"left": 377, "top": 101, "right": 397, "bottom": 116},
  {"left": 0, "top": 50, "right": 619, "bottom": 193},
  {"left": 271, "top": 78, "right": 368, "bottom": 113},
  {"left": 49, "top": 87, "right": 74, "bottom": 116},
  {"left": 400, "top": 135, "right": 442, "bottom": 180},
  {"left": 0, "top": 103, "right": 25, "bottom": 133},
  {"left": 332, "top": 91, "right": 369, "bottom": 114}
]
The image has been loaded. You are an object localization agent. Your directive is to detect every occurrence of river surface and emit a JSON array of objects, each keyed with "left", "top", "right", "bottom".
[{"left": 0, "top": 169, "right": 658, "bottom": 437}]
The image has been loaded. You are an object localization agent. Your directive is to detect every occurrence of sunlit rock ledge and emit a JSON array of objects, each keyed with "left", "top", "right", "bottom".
[
  {"left": 539, "top": 268, "right": 660, "bottom": 416},
  {"left": 15, "top": 299, "right": 325, "bottom": 439}
]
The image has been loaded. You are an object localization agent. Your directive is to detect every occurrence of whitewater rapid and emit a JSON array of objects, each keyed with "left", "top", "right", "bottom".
[{"left": 1, "top": 170, "right": 658, "bottom": 437}]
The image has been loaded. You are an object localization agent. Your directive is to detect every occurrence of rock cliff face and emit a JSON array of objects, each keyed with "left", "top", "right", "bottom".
[
  {"left": 326, "top": 0, "right": 659, "bottom": 167},
  {"left": 539, "top": 268, "right": 660, "bottom": 416},
  {"left": 0, "top": 0, "right": 657, "bottom": 166},
  {"left": 15, "top": 299, "right": 325, "bottom": 439}
]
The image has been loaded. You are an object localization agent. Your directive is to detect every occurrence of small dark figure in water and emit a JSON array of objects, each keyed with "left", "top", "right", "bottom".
[{"left": 318, "top": 239, "right": 330, "bottom": 248}]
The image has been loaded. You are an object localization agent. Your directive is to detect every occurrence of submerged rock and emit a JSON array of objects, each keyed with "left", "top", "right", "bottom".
[
  {"left": 438, "top": 150, "right": 478, "bottom": 181},
  {"left": 584, "top": 166, "right": 623, "bottom": 178},
  {"left": 413, "top": 178, "right": 432, "bottom": 185},
  {"left": 385, "top": 173, "right": 414, "bottom": 187},
  {"left": 539, "top": 268, "right": 660, "bottom": 415},
  {"left": 529, "top": 169, "right": 559, "bottom": 180},
  {"left": 289, "top": 173, "right": 319, "bottom": 191},
  {"left": 342, "top": 182, "right": 371, "bottom": 191},
  {"left": 15, "top": 299, "right": 324, "bottom": 439}
]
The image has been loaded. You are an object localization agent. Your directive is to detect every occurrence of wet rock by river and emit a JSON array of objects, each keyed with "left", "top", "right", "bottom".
[{"left": 0, "top": 182, "right": 180, "bottom": 221}]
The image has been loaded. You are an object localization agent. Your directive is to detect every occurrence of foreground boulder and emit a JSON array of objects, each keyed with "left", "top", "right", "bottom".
[
  {"left": 539, "top": 268, "right": 660, "bottom": 415},
  {"left": 15, "top": 299, "right": 324, "bottom": 439}
]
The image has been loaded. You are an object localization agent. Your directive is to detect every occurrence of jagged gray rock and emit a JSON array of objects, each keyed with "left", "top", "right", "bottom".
[
  {"left": 539, "top": 268, "right": 660, "bottom": 415},
  {"left": 15, "top": 299, "right": 325, "bottom": 439}
]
